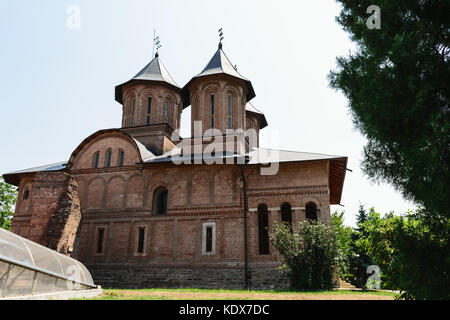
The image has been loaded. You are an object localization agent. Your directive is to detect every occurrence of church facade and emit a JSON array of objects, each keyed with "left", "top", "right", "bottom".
[{"left": 4, "top": 43, "right": 347, "bottom": 289}]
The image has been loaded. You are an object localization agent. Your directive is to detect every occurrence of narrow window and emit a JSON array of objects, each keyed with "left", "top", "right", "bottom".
[
  {"left": 146, "top": 97, "right": 152, "bottom": 125},
  {"left": 97, "top": 228, "right": 105, "bottom": 254},
  {"left": 306, "top": 202, "right": 318, "bottom": 221},
  {"left": 118, "top": 150, "right": 124, "bottom": 167},
  {"left": 163, "top": 101, "right": 168, "bottom": 123},
  {"left": 206, "top": 227, "right": 213, "bottom": 253},
  {"left": 105, "top": 149, "right": 112, "bottom": 168},
  {"left": 130, "top": 98, "right": 136, "bottom": 126},
  {"left": 227, "top": 94, "right": 232, "bottom": 129},
  {"left": 23, "top": 189, "right": 30, "bottom": 200},
  {"left": 210, "top": 94, "right": 215, "bottom": 128},
  {"left": 258, "top": 204, "right": 270, "bottom": 254},
  {"left": 137, "top": 227, "right": 145, "bottom": 253},
  {"left": 281, "top": 202, "right": 293, "bottom": 230},
  {"left": 202, "top": 222, "right": 216, "bottom": 255},
  {"left": 93, "top": 152, "right": 99, "bottom": 169}
]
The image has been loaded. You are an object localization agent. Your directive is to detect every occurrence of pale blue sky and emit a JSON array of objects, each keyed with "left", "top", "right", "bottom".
[{"left": 0, "top": 0, "right": 415, "bottom": 226}]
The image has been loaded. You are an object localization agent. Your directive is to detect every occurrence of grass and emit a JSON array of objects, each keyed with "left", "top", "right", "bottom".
[{"left": 76, "top": 288, "right": 397, "bottom": 300}]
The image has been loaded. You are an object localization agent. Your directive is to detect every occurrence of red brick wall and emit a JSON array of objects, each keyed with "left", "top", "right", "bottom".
[{"left": 11, "top": 142, "right": 332, "bottom": 288}]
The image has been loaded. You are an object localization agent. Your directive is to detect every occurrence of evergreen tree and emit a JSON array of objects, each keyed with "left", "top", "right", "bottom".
[
  {"left": 329, "top": 0, "right": 450, "bottom": 219},
  {"left": 348, "top": 205, "right": 374, "bottom": 288}
]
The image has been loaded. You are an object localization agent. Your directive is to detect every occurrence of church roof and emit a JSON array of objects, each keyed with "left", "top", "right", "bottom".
[
  {"left": 246, "top": 102, "right": 268, "bottom": 129},
  {"left": 144, "top": 147, "right": 345, "bottom": 165},
  {"left": 115, "top": 54, "right": 181, "bottom": 104},
  {"left": 182, "top": 45, "right": 256, "bottom": 107},
  {"left": 4, "top": 161, "right": 68, "bottom": 176}
]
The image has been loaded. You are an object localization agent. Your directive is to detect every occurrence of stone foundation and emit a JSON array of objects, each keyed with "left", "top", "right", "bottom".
[{"left": 85, "top": 264, "right": 289, "bottom": 290}]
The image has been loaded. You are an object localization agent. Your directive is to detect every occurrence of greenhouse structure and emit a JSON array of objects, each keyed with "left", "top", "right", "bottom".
[{"left": 0, "top": 228, "right": 100, "bottom": 299}]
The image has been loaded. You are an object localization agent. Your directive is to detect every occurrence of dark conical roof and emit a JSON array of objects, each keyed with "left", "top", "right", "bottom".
[
  {"left": 115, "top": 54, "right": 180, "bottom": 104},
  {"left": 181, "top": 45, "right": 256, "bottom": 107}
]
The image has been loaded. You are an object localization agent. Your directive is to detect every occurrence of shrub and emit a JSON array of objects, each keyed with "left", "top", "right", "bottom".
[{"left": 270, "top": 220, "right": 338, "bottom": 290}]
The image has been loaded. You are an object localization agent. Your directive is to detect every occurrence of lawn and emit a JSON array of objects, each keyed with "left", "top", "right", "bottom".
[{"left": 78, "top": 288, "right": 397, "bottom": 300}]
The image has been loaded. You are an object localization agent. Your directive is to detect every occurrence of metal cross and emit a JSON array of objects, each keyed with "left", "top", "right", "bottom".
[
  {"left": 218, "top": 28, "right": 224, "bottom": 43},
  {"left": 153, "top": 30, "right": 162, "bottom": 57}
]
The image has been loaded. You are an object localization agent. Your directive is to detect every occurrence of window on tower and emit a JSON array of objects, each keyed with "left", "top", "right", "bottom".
[
  {"left": 164, "top": 101, "right": 168, "bottom": 123},
  {"left": 210, "top": 94, "right": 215, "bottom": 128},
  {"left": 227, "top": 94, "right": 232, "bottom": 129},
  {"left": 130, "top": 98, "right": 136, "bottom": 127},
  {"left": 146, "top": 97, "right": 152, "bottom": 125}
]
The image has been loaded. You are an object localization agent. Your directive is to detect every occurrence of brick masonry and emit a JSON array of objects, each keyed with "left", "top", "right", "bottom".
[{"left": 12, "top": 157, "right": 331, "bottom": 289}]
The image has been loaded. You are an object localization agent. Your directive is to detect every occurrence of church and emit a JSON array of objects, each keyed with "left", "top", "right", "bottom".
[{"left": 3, "top": 40, "right": 347, "bottom": 289}]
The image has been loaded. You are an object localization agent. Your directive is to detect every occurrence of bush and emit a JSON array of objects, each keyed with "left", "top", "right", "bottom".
[
  {"left": 270, "top": 220, "right": 338, "bottom": 290},
  {"left": 356, "top": 208, "right": 449, "bottom": 299}
]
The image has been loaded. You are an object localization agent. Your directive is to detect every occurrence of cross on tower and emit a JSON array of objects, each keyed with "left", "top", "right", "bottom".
[
  {"left": 218, "top": 28, "right": 224, "bottom": 48},
  {"left": 153, "top": 30, "right": 162, "bottom": 58}
]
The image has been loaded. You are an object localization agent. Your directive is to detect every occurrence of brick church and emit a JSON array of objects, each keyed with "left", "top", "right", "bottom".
[{"left": 4, "top": 41, "right": 347, "bottom": 289}]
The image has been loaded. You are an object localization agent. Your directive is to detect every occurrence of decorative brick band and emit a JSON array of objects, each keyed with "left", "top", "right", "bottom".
[
  {"left": 247, "top": 185, "right": 328, "bottom": 192},
  {"left": 248, "top": 190, "right": 328, "bottom": 198}
]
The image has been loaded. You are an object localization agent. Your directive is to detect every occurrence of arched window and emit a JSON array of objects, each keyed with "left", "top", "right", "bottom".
[
  {"left": 118, "top": 149, "right": 124, "bottom": 167},
  {"left": 105, "top": 149, "right": 112, "bottom": 168},
  {"left": 306, "top": 202, "right": 318, "bottom": 221},
  {"left": 153, "top": 187, "right": 168, "bottom": 214},
  {"left": 163, "top": 101, "right": 168, "bottom": 123},
  {"left": 281, "top": 202, "right": 292, "bottom": 227},
  {"left": 130, "top": 98, "right": 136, "bottom": 127},
  {"left": 210, "top": 94, "right": 215, "bottom": 128},
  {"left": 227, "top": 94, "right": 232, "bottom": 129},
  {"left": 257, "top": 204, "right": 270, "bottom": 255},
  {"left": 23, "top": 188, "right": 30, "bottom": 200},
  {"left": 146, "top": 97, "right": 152, "bottom": 125},
  {"left": 93, "top": 151, "right": 100, "bottom": 169}
]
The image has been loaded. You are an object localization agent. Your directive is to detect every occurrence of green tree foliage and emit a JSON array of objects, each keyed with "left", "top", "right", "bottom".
[
  {"left": 270, "top": 221, "right": 338, "bottom": 290},
  {"left": 329, "top": 0, "right": 450, "bottom": 218},
  {"left": 347, "top": 205, "right": 374, "bottom": 288},
  {"left": 356, "top": 208, "right": 449, "bottom": 299},
  {"left": 0, "top": 176, "right": 17, "bottom": 230},
  {"left": 331, "top": 210, "right": 352, "bottom": 276}
]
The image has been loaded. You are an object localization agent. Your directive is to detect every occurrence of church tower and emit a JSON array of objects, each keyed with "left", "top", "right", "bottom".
[
  {"left": 115, "top": 52, "right": 182, "bottom": 155},
  {"left": 182, "top": 43, "right": 256, "bottom": 138}
]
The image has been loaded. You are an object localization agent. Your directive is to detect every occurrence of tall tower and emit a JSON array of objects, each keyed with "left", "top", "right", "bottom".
[
  {"left": 115, "top": 53, "right": 182, "bottom": 155},
  {"left": 182, "top": 43, "right": 256, "bottom": 138}
]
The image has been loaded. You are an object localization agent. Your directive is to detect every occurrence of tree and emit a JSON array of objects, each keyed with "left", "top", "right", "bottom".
[
  {"left": 329, "top": 0, "right": 450, "bottom": 219},
  {"left": 347, "top": 205, "right": 375, "bottom": 289},
  {"left": 0, "top": 176, "right": 17, "bottom": 230},
  {"left": 356, "top": 208, "right": 450, "bottom": 299},
  {"left": 270, "top": 221, "right": 339, "bottom": 290},
  {"left": 331, "top": 210, "right": 352, "bottom": 277}
]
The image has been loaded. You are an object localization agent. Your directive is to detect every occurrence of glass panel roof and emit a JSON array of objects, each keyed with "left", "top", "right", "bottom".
[{"left": 0, "top": 228, "right": 94, "bottom": 287}]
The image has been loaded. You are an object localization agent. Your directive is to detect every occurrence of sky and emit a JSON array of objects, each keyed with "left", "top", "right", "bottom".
[{"left": 0, "top": 0, "right": 415, "bottom": 226}]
